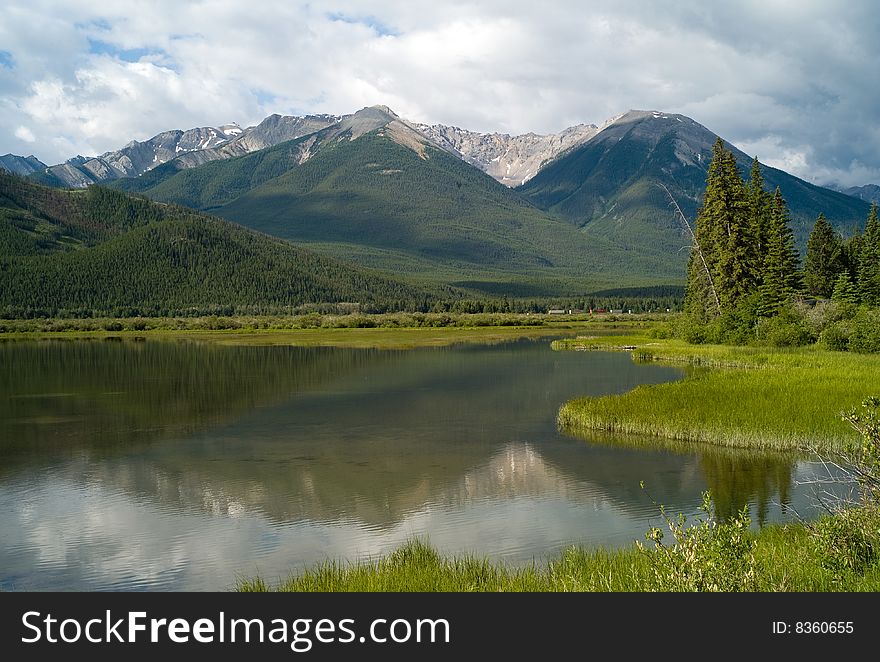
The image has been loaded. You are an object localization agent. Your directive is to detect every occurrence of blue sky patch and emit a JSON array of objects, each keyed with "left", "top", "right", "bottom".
[
  {"left": 0, "top": 51, "right": 14, "bottom": 69},
  {"left": 78, "top": 18, "right": 112, "bottom": 32},
  {"left": 326, "top": 12, "right": 399, "bottom": 37},
  {"left": 87, "top": 38, "right": 167, "bottom": 64},
  {"left": 254, "top": 89, "right": 277, "bottom": 106}
]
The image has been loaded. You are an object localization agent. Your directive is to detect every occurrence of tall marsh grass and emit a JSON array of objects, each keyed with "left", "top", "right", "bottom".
[
  {"left": 237, "top": 539, "right": 652, "bottom": 592},
  {"left": 237, "top": 522, "right": 880, "bottom": 592},
  {"left": 555, "top": 336, "right": 880, "bottom": 452}
]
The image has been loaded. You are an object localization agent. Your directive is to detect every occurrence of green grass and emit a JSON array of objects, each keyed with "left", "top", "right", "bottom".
[
  {"left": 0, "top": 323, "right": 579, "bottom": 349},
  {"left": 237, "top": 525, "right": 880, "bottom": 592},
  {"left": 0, "top": 314, "right": 663, "bottom": 348},
  {"left": 238, "top": 539, "right": 653, "bottom": 592},
  {"left": 554, "top": 335, "right": 880, "bottom": 452}
]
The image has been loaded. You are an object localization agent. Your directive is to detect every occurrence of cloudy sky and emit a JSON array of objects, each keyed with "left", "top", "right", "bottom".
[{"left": 2, "top": 0, "right": 879, "bottom": 186}]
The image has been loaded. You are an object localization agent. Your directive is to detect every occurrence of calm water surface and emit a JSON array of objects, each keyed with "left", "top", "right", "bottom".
[{"left": 0, "top": 337, "right": 832, "bottom": 590}]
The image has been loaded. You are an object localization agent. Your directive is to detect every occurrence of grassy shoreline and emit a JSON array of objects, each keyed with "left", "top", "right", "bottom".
[
  {"left": 0, "top": 314, "right": 662, "bottom": 348},
  {"left": 238, "top": 525, "right": 880, "bottom": 592},
  {"left": 554, "top": 335, "right": 879, "bottom": 452}
]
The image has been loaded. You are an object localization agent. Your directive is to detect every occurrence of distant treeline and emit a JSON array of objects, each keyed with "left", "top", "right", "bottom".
[
  {"left": 0, "top": 173, "right": 453, "bottom": 316},
  {"left": 1, "top": 295, "right": 682, "bottom": 320},
  {"left": 0, "top": 172, "right": 685, "bottom": 320}
]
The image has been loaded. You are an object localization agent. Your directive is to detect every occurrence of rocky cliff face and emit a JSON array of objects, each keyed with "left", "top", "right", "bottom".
[
  {"left": 39, "top": 125, "right": 242, "bottom": 187},
  {"left": 164, "top": 114, "right": 340, "bottom": 169},
  {"left": 414, "top": 122, "right": 599, "bottom": 186},
  {"left": 35, "top": 116, "right": 344, "bottom": 188}
]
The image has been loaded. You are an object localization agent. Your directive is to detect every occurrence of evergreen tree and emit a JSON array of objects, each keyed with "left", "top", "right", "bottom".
[
  {"left": 803, "top": 213, "right": 843, "bottom": 298},
  {"left": 775, "top": 188, "right": 801, "bottom": 292},
  {"left": 832, "top": 270, "right": 860, "bottom": 304},
  {"left": 858, "top": 203, "right": 880, "bottom": 306},
  {"left": 0, "top": 172, "right": 448, "bottom": 315},
  {"left": 843, "top": 229, "right": 863, "bottom": 285},
  {"left": 757, "top": 188, "right": 800, "bottom": 316},
  {"left": 746, "top": 156, "right": 771, "bottom": 277},
  {"left": 708, "top": 141, "right": 753, "bottom": 310},
  {"left": 684, "top": 138, "right": 726, "bottom": 319}
]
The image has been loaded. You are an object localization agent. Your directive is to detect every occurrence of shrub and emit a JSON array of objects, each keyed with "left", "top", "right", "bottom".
[
  {"left": 800, "top": 299, "right": 859, "bottom": 335},
  {"left": 754, "top": 308, "right": 815, "bottom": 347},
  {"left": 718, "top": 297, "right": 760, "bottom": 345},
  {"left": 638, "top": 490, "right": 757, "bottom": 591},
  {"left": 675, "top": 315, "right": 720, "bottom": 344},
  {"left": 843, "top": 397, "right": 880, "bottom": 501},
  {"left": 809, "top": 398, "right": 880, "bottom": 579},
  {"left": 818, "top": 322, "right": 851, "bottom": 351},
  {"left": 810, "top": 507, "right": 880, "bottom": 577},
  {"left": 647, "top": 323, "right": 673, "bottom": 339},
  {"left": 848, "top": 309, "right": 880, "bottom": 354}
]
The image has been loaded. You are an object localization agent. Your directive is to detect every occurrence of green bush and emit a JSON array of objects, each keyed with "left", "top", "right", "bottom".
[
  {"left": 809, "top": 398, "right": 880, "bottom": 580},
  {"left": 849, "top": 309, "right": 880, "bottom": 354},
  {"left": 819, "top": 322, "right": 850, "bottom": 351},
  {"left": 639, "top": 491, "right": 757, "bottom": 591},
  {"left": 675, "top": 315, "right": 720, "bottom": 344},
  {"left": 754, "top": 309, "right": 815, "bottom": 347},
  {"left": 718, "top": 297, "right": 761, "bottom": 345},
  {"left": 810, "top": 507, "right": 880, "bottom": 578},
  {"left": 647, "top": 323, "right": 673, "bottom": 339}
]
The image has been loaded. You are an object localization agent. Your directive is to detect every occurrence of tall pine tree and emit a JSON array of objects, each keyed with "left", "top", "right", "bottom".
[
  {"left": 858, "top": 203, "right": 880, "bottom": 306},
  {"left": 712, "top": 143, "right": 754, "bottom": 309},
  {"left": 757, "top": 188, "right": 800, "bottom": 316},
  {"left": 803, "top": 213, "right": 843, "bottom": 298},
  {"left": 746, "top": 156, "right": 771, "bottom": 279},
  {"left": 832, "top": 270, "right": 859, "bottom": 304},
  {"left": 684, "top": 139, "right": 726, "bottom": 319},
  {"left": 843, "top": 229, "right": 863, "bottom": 286}
]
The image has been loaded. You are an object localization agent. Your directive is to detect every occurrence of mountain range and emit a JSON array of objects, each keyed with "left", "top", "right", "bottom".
[
  {"left": 27, "top": 116, "right": 342, "bottom": 189},
  {"left": 20, "top": 108, "right": 600, "bottom": 191},
  {"left": 108, "top": 105, "right": 686, "bottom": 294},
  {"left": 1, "top": 105, "right": 874, "bottom": 298}
]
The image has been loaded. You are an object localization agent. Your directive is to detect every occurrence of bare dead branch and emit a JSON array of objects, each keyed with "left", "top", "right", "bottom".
[{"left": 658, "top": 182, "right": 720, "bottom": 315}]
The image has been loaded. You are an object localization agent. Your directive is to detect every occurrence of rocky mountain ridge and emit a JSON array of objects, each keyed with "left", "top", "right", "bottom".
[
  {"left": 413, "top": 122, "right": 600, "bottom": 186},
  {"left": 11, "top": 107, "right": 615, "bottom": 188},
  {"left": 843, "top": 183, "right": 880, "bottom": 205},
  {"left": 0, "top": 153, "right": 47, "bottom": 176}
]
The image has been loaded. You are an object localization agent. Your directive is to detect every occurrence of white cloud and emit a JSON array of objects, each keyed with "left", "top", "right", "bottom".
[
  {"left": 1, "top": 1, "right": 879, "bottom": 185},
  {"left": 14, "top": 125, "right": 35, "bottom": 142}
]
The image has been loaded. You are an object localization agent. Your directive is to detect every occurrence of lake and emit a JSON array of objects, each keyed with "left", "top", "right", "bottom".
[{"left": 0, "top": 336, "right": 831, "bottom": 590}]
